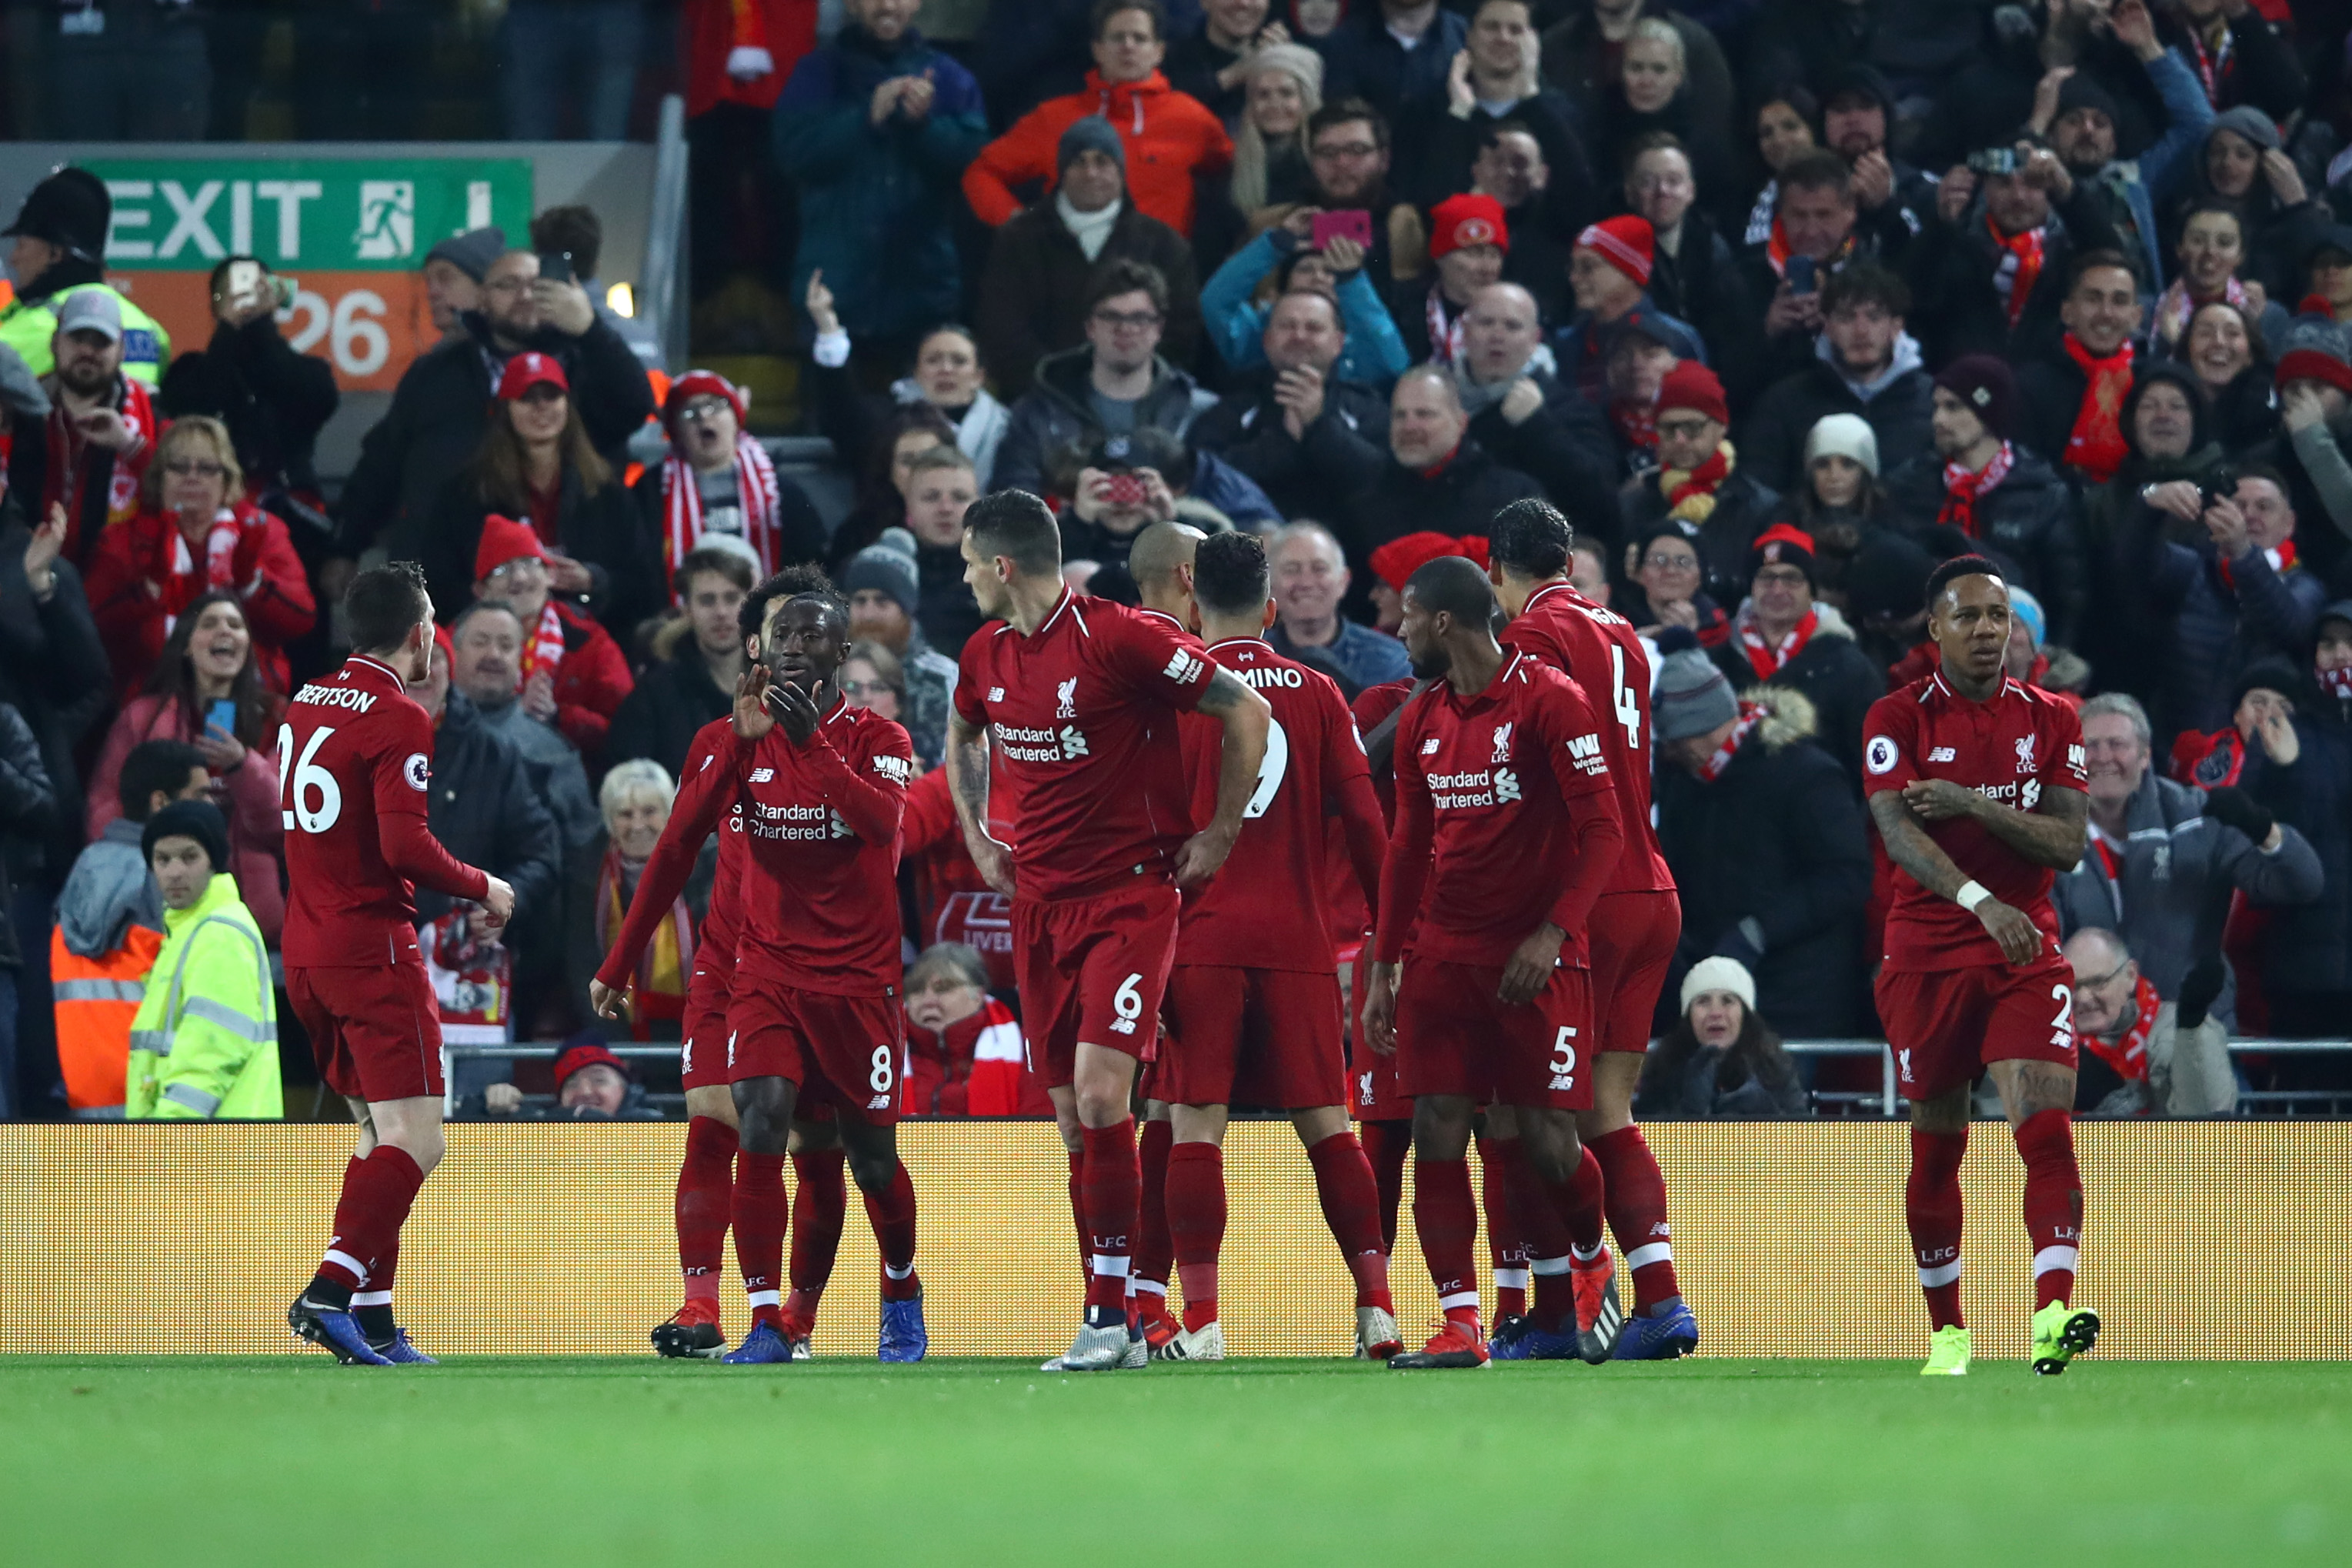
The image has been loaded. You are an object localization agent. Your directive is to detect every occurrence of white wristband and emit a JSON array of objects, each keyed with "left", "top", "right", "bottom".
[{"left": 1956, "top": 880, "right": 1992, "bottom": 912}]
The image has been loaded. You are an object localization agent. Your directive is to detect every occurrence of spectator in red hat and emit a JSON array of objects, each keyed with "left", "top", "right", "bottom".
[
  {"left": 1400, "top": 191, "right": 1509, "bottom": 365},
  {"left": 635, "top": 370, "right": 826, "bottom": 587},
  {"left": 1366, "top": 528, "right": 1486, "bottom": 632},
  {"left": 422, "top": 349, "right": 666, "bottom": 646},
  {"left": 1887, "top": 353, "right": 2083, "bottom": 646},
  {"left": 478, "top": 1039, "right": 657, "bottom": 1119},
  {"left": 1555, "top": 212, "right": 1696, "bottom": 405},
  {"left": 464, "top": 514, "right": 635, "bottom": 758},
  {"left": 1339, "top": 366, "right": 1541, "bottom": 607},
  {"left": 1620, "top": 359, "right": 1778, "bottom": 607},
  {"left": 1706, "top": 522, "right": 1884, "bottom": 782},
  {"left": 85, "top": 415, "right": 315, "bottom": 702},
  {"left": 340, "top": 246, "right": 654, "bottom": 569}
]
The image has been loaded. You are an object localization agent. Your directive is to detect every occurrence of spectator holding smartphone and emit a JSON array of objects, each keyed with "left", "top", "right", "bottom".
[
  {"left": 84, "top": 417, "right": 315, "bottom": 702},
  {"left": 1197, "top": 206, "right": 1409, "bottom": 389},
  {"left": 82, "top": 591, "right": 288, "bottom": 946},
  {"left": 156, "top": 255, "right": 340, "bottom": 510}
]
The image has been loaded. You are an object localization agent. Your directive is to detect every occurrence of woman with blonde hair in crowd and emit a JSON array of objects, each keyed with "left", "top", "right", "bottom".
[
  {"left": 1228, "top": 44, "right": 1323, "bottom": 218},
  {"left": 573, "top": 758, "right": 712, "bottom": 1043}
]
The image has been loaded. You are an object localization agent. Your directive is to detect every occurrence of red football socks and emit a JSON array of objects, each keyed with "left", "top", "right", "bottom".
[
  {"left": 676, "top": 1116, "right": 739, "bottom": 1301},
  {"left": 1306, "top": 1130, "right": 1392, "bottom": 1311},
  {"left": 1491, "top": 1139, "right": 1581, "bottom": 1332},
  {"left": 1413, "top": 1157, "right": 1482, "bottom": 1317},
  {"left": 1133, "top": 1117, "right": 1176, "bottom": 1312},
  {"left": 1358, "top": 1119, "right": 1411, "bottom": 1253},
  {"left": 732, "top": 1150, "right": 789, "bottom": 1328},
  {"left": 1476, "top": 1136, "right": 1530, "bottom": 1319},
  {"left": 1590, "top": 1125, "right": 1679, "bottom": 1312},
  {"left": 1080, "top": 1119, "right": 1140, "bottom": 1318},
  {"left": 1066, "top": 1148, "right": 1089, "bottom": 1283},
  {"left": 2015, "top": 1109, "right": 2083, "bottom": 1309},
  {"left": 315, "top": 1146, "right": 425, "bottom": 1295},
  {"left": 1166, "top": 1141, "right": 1225, "bottom": 1330},
  {"left": 789, "top": 1147, "right": 848, "bottom": 1308},
  {"left": 1906, "top": 1127, "right": 1969, "bottom": 1331},
  {"left": 864, "top": 1159, "right": 922, "bottom": 1301},
  {"left": 1558, "top": 1143, "right": 1607, "bottom": 1254}
]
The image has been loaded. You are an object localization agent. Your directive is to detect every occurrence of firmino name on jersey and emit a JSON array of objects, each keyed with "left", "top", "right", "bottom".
[
  {"left": 1231, "top": 666, "right": 1305, "bottom": 689},
  {"left": 749, "top": 800, "right": 851, "bottom": 841},
  {"left": 993, "top": 720, "right": 1088, "bottom": 762},
  {"left": 1426, "top": 767, "right": 1522, "bottom": 809},
  {"left": 293, "top": 683, "right": 379, "bottom": 712}
]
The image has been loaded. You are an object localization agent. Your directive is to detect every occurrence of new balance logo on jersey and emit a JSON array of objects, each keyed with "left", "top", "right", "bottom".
[
  {"left": 1059, "top": 725, "right": 1090, "bottom": 758},
  {"left": 1163, "top": 650, "right": 1204, "bottom": 684},
  {"left": 1928, "top": 746, "right": 1957, "bottom": 762},
  {"left": 1494, "top": 768, "right": 1521, "bottom": 802},
  {"left": 2015, "top": 735, "right": 2037, "bottom": 774},
  {"left": 1056, "top": 678, "right": 1079, "bottom": 719},
  {"left": 1565, "top": 733, "right": 1606, "bottom": 776},
  {"left": 871, "top": 754, "right": 911, "bottom": 785},
  {"left": 867, "top": 1095, "right": 892, "bottom": 1110},
  {"left": 988, "top": 686, "right": 1005, "bottom": 702},
  {"left": 1490, "top": 722, "right": 1514, "bottom": 763},
  {"left": 750, "top": 768, "right": 776, "bottom": 782},
  {"left": 1421, "top": 737, "right": 1441, "bottom": 756}
]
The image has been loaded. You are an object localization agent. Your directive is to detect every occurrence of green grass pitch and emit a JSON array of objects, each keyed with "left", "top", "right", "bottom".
[{"left": 4, "top": 1356, "right": 2346, "bottom": 1566}]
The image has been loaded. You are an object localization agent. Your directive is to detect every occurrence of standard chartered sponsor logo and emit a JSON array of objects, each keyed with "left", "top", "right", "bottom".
[
  {"left": 1425, "top": 768, "right": 1512, "bottom": 809},
  {"left": 992, "top": 719, "right": 1088, "bottom": 762},
  {"left": 748, "top": 800, "right": 851, "bottom": 841}
]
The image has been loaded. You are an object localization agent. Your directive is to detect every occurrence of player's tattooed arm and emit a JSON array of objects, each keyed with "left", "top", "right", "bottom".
[
  {"left": 1869, "top": 789, "right": 2043, "bottom": 966},
  {"left": 1176, "top": 667, "right": 1272, "bottom": 889},
  {"left": 1902, "top": 776, "right": 2090, "bottom": 870},
  {"left": 946, "top": 714, "right": 1014, "bottom": 896}
]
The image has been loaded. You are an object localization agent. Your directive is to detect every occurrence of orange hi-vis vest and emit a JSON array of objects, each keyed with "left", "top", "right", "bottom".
[{"left": 52, "top": 923, "right": 165, "bottom": 1116}]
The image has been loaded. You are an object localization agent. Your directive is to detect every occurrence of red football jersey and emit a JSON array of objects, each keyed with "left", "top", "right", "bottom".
[
  {"left": 1863, "top": 670, "right": 2088, "bottom": 972},
  {"left": 1176, "top": 638, "right": 1378, "bottom": 972},
  {"left": 1377, "top": 653, "right": 1620, "bottom": 966},
  {"left": 599, "top": 702, "right": 913, "bottom": 998},
  {"left": 279, "top": 654, "right": 486, "bottom": 967},
  {"left": 676, "top": 719, "right": 748, "bottom": 982},
  {"left": 1501, "top": 582, "right": 1674, "bottom": 896},
  {"left": 1352, "top": 678, "right": 1415, "bottom": 822},
  {"left": 952, "top": 589, "right": 1216, "bottom": 902}
]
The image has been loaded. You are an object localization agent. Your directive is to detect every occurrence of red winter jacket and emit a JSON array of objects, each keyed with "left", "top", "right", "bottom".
[
  {"left": 84, "top": 502, "right": 315, "bottom": 699},
  {"left": 962, "top": 71, "right": 1233, "bottom": 237},
  {"left": 680, "top": 0, "right": 819, "bottom": 118},
  {"left": 539, "top": 599, "right": 636, "bottom": 758},
  {"left": 904, "top": 996, "right": 1050, "bottom": 1116}
]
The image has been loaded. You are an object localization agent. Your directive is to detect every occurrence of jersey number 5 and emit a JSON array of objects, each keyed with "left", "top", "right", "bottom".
[
  {"left": 278, "top": 724, "right": 343, "bottom": 834},
  {"left": 1608, "top": 644, "right": 1641, "bottom": 752}
]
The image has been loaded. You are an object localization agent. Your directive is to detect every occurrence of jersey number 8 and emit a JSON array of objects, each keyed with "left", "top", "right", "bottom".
[{"left": 278, "top": 724, "right": 342, "bottom": 834}]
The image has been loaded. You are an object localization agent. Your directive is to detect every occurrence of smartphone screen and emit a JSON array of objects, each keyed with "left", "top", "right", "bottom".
[
  {"left": 1787, "top": 255, "right": 1817, "bottom": 295},
  {"left": 206, "top": 699, "right": 237, "bottom": 739},
  {"left": 1310, "top": 209, "right": 1373, "bottom": 251},
  {"left": 537, "top": 249, "right": 575, "bottom": 285}
]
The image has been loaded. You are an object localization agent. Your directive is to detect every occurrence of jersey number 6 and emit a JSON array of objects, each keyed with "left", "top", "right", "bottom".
[{"left": 278, "top": 724, "right": 343, "bottom": 834}]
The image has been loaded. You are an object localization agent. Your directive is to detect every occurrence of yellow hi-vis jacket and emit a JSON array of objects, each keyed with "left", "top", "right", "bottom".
[
  {"left": 125, "top": 873, "right": 281, "bottom": 1119},
  {"left": 0, "top": 281, "right": 169, "bottom": 387}
]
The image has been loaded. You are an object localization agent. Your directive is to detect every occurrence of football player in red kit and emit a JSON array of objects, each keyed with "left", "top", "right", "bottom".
[
  {"left": 1153, "top": 532, "right": 1399, "bottom": 1362},
  {"left": 1361, "top": 555, "right": 1626, "bottom": 1369},
  {"left": 1486, "top": 499, "right": 1696, "bottom": 1361},
  {"left": 946, "top": 490, "right": 1270, "bottom": 1373},
  {"left": 282, "top": 563, "right": 516, "bottom": 1365},
  {"left": 1863, "top": 556, "right": 2098, "bottom": 1377},
  {"left": 596, "top": 567, "right": 923, "bottom": 1366},
  {"left": 1347, "top": 676, "right": 1418, "bottom": 1250}
]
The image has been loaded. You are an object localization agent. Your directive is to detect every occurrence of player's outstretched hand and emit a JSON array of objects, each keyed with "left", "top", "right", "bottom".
[
  {"left": 733, "top": 665, "right": 779, "bottom": 740},
  {"left": 1977, "top": 896, "right": 2041, "bottom": 966},
  {"left": 1361, "top": 962, "right": 1399, "bottom": 1057},
  {"left": 479, "top": 876, "right": 517, "bottom": 929},
  {"left": 1173, "top": 823, "right": 1239, "bottom": 889},
  {"left": 768, "top": 677, "right": 821, "bottom": 746},
  {"left": 1902, "top": 777, "right": 1980, "bottom": 822},
  {"left": 1499, "top": 923, "right": 1566, "bottom": 1006},
  {"left": 588, "top": 978, "right": 625, "bottom": 1020}
]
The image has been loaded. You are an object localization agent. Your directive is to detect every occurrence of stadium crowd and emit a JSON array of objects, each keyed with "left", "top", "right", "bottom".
[{"left": 10, "top": 0, "right": 2352, "bottom": 1123}]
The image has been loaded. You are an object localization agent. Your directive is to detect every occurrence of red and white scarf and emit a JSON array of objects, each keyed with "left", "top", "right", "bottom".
[
  {"left": 43, "top": 375, "right": 155, "bottom": 561},
  {"left": 661, "top": 433, "right": 785, "bottom": 585},
  {"left": 2218, "top": 538, "right": 2296, "bottom": 592},
  {"left": 1696, "top": 702, "right": 1763, "bottom": 782},
  {"left": 2061, "top": 334, "right": 2135, "bottom": 483},
  {"left": 2319, "top": 662, "right": 2352, "bottom": 701},
  {"left": 2160, "top": 275, "right": 2247, "bottom": 341},
  {"left": 2083, "top": 971, "right": 2161, "bottom": 1085},
  {"left": 157, "top": 506, "right": 252, "bottom": 631},
  {"left": 2187, "top": 22, "right": 2234, "bottom": 107},
  {"left": 1425, "top": 285, "right": 1467, "bottom": 368},
  {"left": 1739, "top": 608, "right": 1817, "bottom": 681},
  {"left": 1987, "top": 216, "right": 2047, "bottom": 329},
  {"left": 1938, "top": 442, "right": 2015, "bottom": 536},
  {"left": 518, "top": 599, "right": 568, "bottom": 687}
]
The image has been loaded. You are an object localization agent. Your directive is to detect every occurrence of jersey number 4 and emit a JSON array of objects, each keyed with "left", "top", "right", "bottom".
[
  {"left": 1608, "top": 645, "right": 1641, "bottom": 752},
  {"left": 278, "top": 724, "right": 343, "bottom": 834}
]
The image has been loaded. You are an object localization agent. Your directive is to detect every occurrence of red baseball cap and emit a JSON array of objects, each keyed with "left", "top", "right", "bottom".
[{"left": 495, "top": 351, "right": 569, "bottom": 401}]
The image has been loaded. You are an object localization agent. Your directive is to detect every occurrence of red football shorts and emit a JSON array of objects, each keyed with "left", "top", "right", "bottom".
[
  {"left": 289, "top": 959, "right": 444, "bottom": 1104},
  {"left": 1012, "top": 881, "right": 1180, "bottom": 1087},
  {"left": 1160, "top": 965, "right": 1346, "bottom": 1110},
  {"left": 679, "top": 957, "right": 736, "bottom": 1093},
  {"left": 724, "top": 972, "right": 905, "bottom": 1127},
  {"left": 1395, "top": 956, "right": 1596, "bottom": 1112},
  {"left": 1590, "top": 889, "right": 1680, "bottom": 1055},
  {"left": 1346, "top": 953, "right": 1411, "bottom": 1121},
  {"left": 1874, "top": 946, "right": 2080, "bottom": 1103}
]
